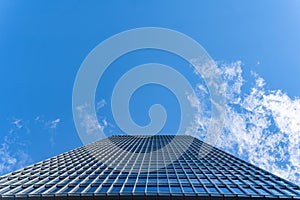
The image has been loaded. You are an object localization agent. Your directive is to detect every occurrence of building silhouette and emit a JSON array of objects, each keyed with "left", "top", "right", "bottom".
[{"left": 0, "top": 135, "right": 299, "bottom": 199}]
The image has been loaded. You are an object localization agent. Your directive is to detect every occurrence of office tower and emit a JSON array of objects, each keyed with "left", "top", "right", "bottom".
[{"left": 0, "top": 135, "right": 299, "bottom": 199}]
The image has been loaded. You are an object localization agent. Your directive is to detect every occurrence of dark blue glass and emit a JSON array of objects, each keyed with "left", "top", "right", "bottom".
[
  {"left": 99, "top": 186, "right": 110, "bottom": 193},
  {"left": 182, "top": 186, "right": 194, "bottom": 193},
  {"left": 123, "top": 185, "right": 133, "bottom": 193},
  {"left": 194, "top": 186, "right": 205, "bottom": 193},
  {"left": 206, "top": 186, "right": 218, "bottom": 193},
  {"left": 171, "top": 186, "right": 181, "bottom": 193},
  {"left": 218, "top": 186, "right": 231, "bottom": 194},
  {"left": 147, "top": 186, "right": 157, "bottom": 193}
]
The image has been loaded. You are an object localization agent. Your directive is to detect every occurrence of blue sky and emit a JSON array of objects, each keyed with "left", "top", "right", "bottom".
[{"left": 1, "top": 1, "right": 300, "bottom": 185}]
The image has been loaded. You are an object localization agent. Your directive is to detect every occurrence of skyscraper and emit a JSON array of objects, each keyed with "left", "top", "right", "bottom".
[{"left": 0, "top": 135, "right": 299, "bottom": 199}]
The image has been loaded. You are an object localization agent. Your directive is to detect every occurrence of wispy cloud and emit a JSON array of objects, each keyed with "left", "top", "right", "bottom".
[
  {"left": 0, "top": 143, "right": 32, "bottom": 175},
  {"left": 48, "top": 118, "right": 61, "bottom": 129},
  {"left": 215, "top": 61, "right": 300, "bottom": 185},
  {"left": 188, "top": 60, "right": 300, "bottom": 186},
  {"left": 35, "top": 116, "right": 62, "bottom": 146},
  {"left": 0, "top": 118, "right": 32, "bottom": 175},
  {"left": 186, "top": 90, "right": 211, "bottom": 139},
  {"left": 96, "top": 99, "right": 106, "bottom": 111},
  {"left": 74, "top": 99, "right": 119, "bottom": 142},
  {"left": 76, "top": 102, "right": 109, "bottom": 140},
  {"left": 0, "top": 143, "right": 17, "bottom": 173},
  {"left": 35, "top": 116, "right": 61, "bottom": 130},
  {"left": 76, "top": 104, "right": 106, "bottom": 134},
  {"left": 0, "top": 115, "right": 63, "bottom": 175},
  {"left": 11, "top": 118, "right": 23, "bottom": 129}
]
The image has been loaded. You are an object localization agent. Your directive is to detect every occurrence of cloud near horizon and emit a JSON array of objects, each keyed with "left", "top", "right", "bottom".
[
  {"left": 191, "top": 61, "right": 300, "bottom": 186},
  {"left": 0, "top": 116, "right": 62, "bottom": 175},
  {"left": 75, "top": 100, "right": 108, "bottom": 138},
  {"left": 0, "top": 119, "right": 32, "bottom": 175}
]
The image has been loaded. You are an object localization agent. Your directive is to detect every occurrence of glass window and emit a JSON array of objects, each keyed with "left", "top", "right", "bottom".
[
  {"left": 210, "top": 178, "right": 221, "bottom": 184},
  {"left": 137, "top": 177, "right": 146, "bottom": 183},
  {"left": 171, "top": 186, "right": 182, "bottom": 193},
  {"left": 51, "top": 186, "right": 64, "bottom": 193},
  {"left": 179, "top": 179, "right": 189, "bottom": 184},
  {"left": 219, "top": 186, "right": 231, "bottom": 194},
  {"left": 188, "top": 174, "right": 196, "bottom": 179},
  {"left": 221, "top": 178, "right": 232, "bottom": 184},
  {"left": 206, "top": 186, "right": 218, "bottom": 193},
  {"left": 147, "top": 186, "right": 157, "bottom": 193},
  {"left": 86, "top": 186, "right": 98, "bottom": 193},
  {"left": 169, "top": 178, "right": 178, "bottom": 184},
  {"left": 74, "top": 186, "right": 85, "bottom": 193},
  {"left": 135, "top": 186, "right": 144, "bottom": 192},
  {"left": 243, "top": 178, "right": 253, "bottom": 185},
  {"left": 111, "top": 185, "right": 121, "bottom": 193},
  {"left": 281, "top": 188, "right": 298, "bottom": 196},
  {"left": 105, "top": 178, "right": 114, "bottom": 184},
  {"left": 37, "top": 186, "right": 50, "bottom": 194},
  {"left": 255, "top": 187, "right": 270, "bottom": 195},
  {"left": 182, "top": 186, "right": 194, "bottom": 193},
  {"left": 23, "top": 186, "right": 38, "bottom": 194},
  {"left": 123, "top": 185, "right": 133, "bottom": 193},
  {"left": 62, "top": 186, "right": 74, "bottom": 193},
  {"left": 83, "top": 179, "right": 93, "bottom": 184},
  {"left": 127, "top": 178, "right": 136, "bottom": 183},
  {"left": 190, "top": 178, "right": 199, "bottom": 183},
  {"left": 268, "top": 187, "right": 283, "bottom": 195},
  {"left": 194, "top": 186, "right": 205, "bottom": 193},
  {"left": 159, "top": 186, "right": 169, "bottom": 193},
  {"left": 99, "top": 186, "right": 110, "bottom": 193},
  {"left": 231, "top": 187, "right": 243, "bottom": 194},
  {"left": 200, "top": 178, "right": 210, "bottom": 184},
  {"left": 243, "top": 187, "right": 256, "bottom": 195},
  {"left": 253, "top": 179, "right": 265, "bottom": 185},
  {"left": 264, "top": 179, "right": 275, "bottom": 185}
]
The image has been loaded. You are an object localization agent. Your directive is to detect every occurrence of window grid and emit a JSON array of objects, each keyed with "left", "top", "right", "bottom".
[{"left": 0, "top": 135, "right": 299, "bottom": 199}]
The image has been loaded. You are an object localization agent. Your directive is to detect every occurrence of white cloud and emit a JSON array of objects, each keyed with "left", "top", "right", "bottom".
[
  {"left": 96, "top": 99, "right": 106, "bottom": 111},
  {"left": 0, "top": 115, "right": 62, "bottom": 175},
  {"left": 211, "top": 61, "right": 300, "bottom": 186},
  {"left": 0, "top": 143, "right": 16, "bottom": 173},
  {"left": 190, "top": 59, "right": 300, "bottom": 186},
  {"left": 0, "top": 143, "right": 32, "bottom": 175},
  {"left": 102, "top": 118, "right": 108, "bottom": 127},
  {"left": 251, "top": 71, "right": 265, "bottom": 88},
  {"left": 76, "top": 104, "right": 107, "bottom": 135},
  {"left": 0, "top": 142, "right": 32, "bottom": 175},
  {"left": 221, "top": 61, "right": 244, "bottom": 104},
  {"left": 186, "top": 85, "right": 212, "bottom": 140},
  {"left": 34, "top": 116, "right": 62, "bottom": 146},
  {"left": 11, "top": 118, "right": 23, "bottom": 129},
  {"left": 35, "top": 116, "right": 61, "bottom": 129},
  {"left": 45, "top": 118, "right": 61, "bottom": 146},
  {"left": 187, "top": 93, "right": 200, "bottom": 108},
  {"left": 48, "top": 118, "right": 60, "bottom": 129},
  {"left": 197, "top": 84, "right": 208, "bottom": 94}
]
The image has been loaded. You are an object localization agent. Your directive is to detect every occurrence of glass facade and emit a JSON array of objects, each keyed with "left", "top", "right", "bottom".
[{"left": 0, "top": 135, "right": 299, "bottom": 199}]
